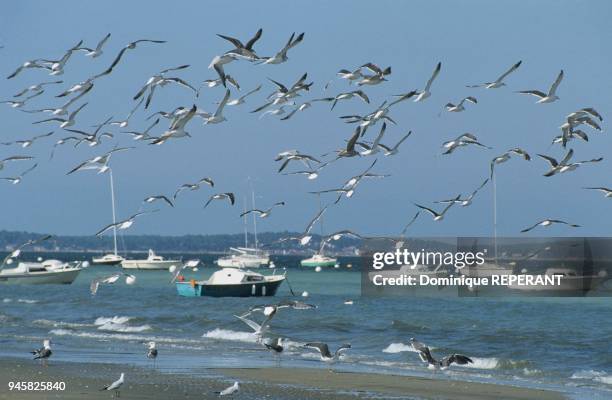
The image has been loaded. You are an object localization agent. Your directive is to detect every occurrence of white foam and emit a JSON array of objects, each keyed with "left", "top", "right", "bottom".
[
  {"left": 34, "top": 319, "right": 91, "bottom": 328},
  {"left": 2, "top": 298, "right": 12, "bottom": 303},
  {"left": 462, "top": 357, "right": 499, "bottom": 370},
  {"left": 94, "top": 316, "right": 132, "bottom": 326},
  {"left": 382, "top": 342, "right": 416, "bottom": 353},
  {"left": 17, "top": 299, "right": 38, "bottom": 304},
  {"left": 49, "top": 329, "right": 201, "bottom": 345},
  {"left": 202, "top": 328, "right": 257, "bottom": 343},
  {"left": 571, "top": 370, "right": 612, "bottom": 385},
  {"left": 522, "top": 368, "right": 542, "bottom": 376},
  {"left": 97, "top": 322, "right": 151, "bottom": 333}
]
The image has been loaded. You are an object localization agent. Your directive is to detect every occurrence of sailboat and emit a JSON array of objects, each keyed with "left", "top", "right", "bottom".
[
  {"left": 300, "top": 195, "right": 338, "bottom": 268},
  {"left": 92, "top": 169, "right": 124, "bottom": 266},
  {"left": 216, "top": 190, "right": 270, "bottom": 268}
]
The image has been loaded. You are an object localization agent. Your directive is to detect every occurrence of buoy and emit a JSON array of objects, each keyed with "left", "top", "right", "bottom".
[
  {"left": 302, "top": 291, "right": 309, "bottom": 297},
  {"left": 82, "top": 261, "right": 90, "bottom": 268},
  {"left": 334, "top": 263, "right": 340, "bottom": 269},
  {"left": 6, "top": 259, "right": 13, "bottom": 265},
  {"left": 37, "top": 257, "right": 43, "bottom": 262},
  {"left": 315, "top": 266, "right": 322, "bottom": 272},
  {"left": 125, "top": 275, "right": 136, "bottom": 285},
  {"left": 344, "top": 300, "right": 353, "bottom": 305},
  {"left": 169, "top": 265, "right": 177, "bottom": 273},
  {"left": 192, "top": 267, "right": 199, "bottom": 272},
  {"left": 347, "top": 264, "right": 352, "bottom": 269}
]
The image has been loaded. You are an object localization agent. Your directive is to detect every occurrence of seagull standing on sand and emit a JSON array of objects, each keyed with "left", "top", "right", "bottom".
[
  {"left": 414, "top": 62, "right": 441, "bottom": 102},
  {"left": 467, "top": 60, "right": 522, "bottom": 88},
  {"left": 516, "top": 70, "right": 564, "bottom": 103},
  {"left": 147, "top": 341, "right": 158, "bottom": 367},
  {"left": 520, "top": 219, "right": 580, "bottom": 233},
  {"left": 409, "top": 338, "right": 473, "bottom": 370},
  {"left": 31, "top": 339, "right": 52, "bottom": 365},
  {"left": 100, "top": 373, "right": 124, "bottom": 398}
]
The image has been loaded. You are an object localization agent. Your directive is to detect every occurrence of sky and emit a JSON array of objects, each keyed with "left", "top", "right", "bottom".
[{"left": 0, "top": 0, "right": 611, "bottom": 238}]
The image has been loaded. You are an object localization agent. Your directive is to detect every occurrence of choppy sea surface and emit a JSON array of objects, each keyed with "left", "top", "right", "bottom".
[{"left": 0, "top": 252, "right": 611, "bottom": 399}]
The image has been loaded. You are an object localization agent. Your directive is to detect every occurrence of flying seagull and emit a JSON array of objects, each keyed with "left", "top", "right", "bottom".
[
  {"left": 150, "top": 104, "right": 198, "bottom": 145},
  {"left": 33, "top": 102, "right": 88, "bottom": 129},
  {"left": 435, "top": 178, "right": 489, "bottom": 207},
  {"left": 2, "top": 131, "right": 53, "bottom": 148},
  {"left": 537, "top": 148, "right": 602, "bottom": 177},
  {"left": 516, "top": 70, "right": 564, "bottom": 103},
  {"left": 358, "top": 63, "right": 391, "bottom": 86},
  {"left": 143, "top": 195, "right": 174, "bottom": 208},
  {"left": 134, "top": 65, "right": 196, "bottom": 109},
  {"left": 100, "top": 373, "right": 124, "bottom": 398},
  {"left": 313, "top": 90, "right": 370, "bottom": 110},
  {"left": 259, "top": 32, "right": 304, "bottom": 64},
  {"left": 1, "top": 90, "right": 44, "bottom": 108},
  {"left": 276, "top": 206, "right": 328, "bottom": 246},
  {"left": 520, "top": 219, "right": 580, "bottom": 233},
  {"left": 13, "top": 80, "right": 62, "bottom": 97},
  {"left": 467, "top": 60, "right": 522, "bottom": 89},
  {"left": 173, "top": 177, "right": 215, "bottom": 200},
  {"left": 583, "top": 187, "right": 612, "bottom": 198},
  {"left": 75, "top": 33, "right": 111, "bottom": 58},
  {"left": 414, "top": 61, "right": 441, "bottom": 101},
  {"left": 442, "top": 133, "right": 490, "bottom": 155},
  {"left": 199, "top": 89, "right": 231, "bottom": 124},
  {"left": 240, "top": 202, "right": 285, "bottom": 218},
  {"left": 226, "top": 85, "right": 261, "bottom": 106},
  {"left": 409, "top": 338, "right": 473, "bottom": 369},
  {"left": 90, "top": 273, "right": 136, "bottom": 295},
  {"left": 204, "top": 193, "right": 235, "bottom": 208},
  {"left": 303, "top": 342, "right": 351, "bottom": 363},
  {"left": 444, "top": 96, "right": 477, "bottom": 112},
  {"left": 414, "top": 197, "right": 459, "bottom": 221},
  {"left": 490, "top": 148, "right": 531, "bottom": 178},
  {"left": 0, "top": 163, "right": 38, "bottom": 185},
  {"left": 95, "top": 210, "right": 158, "bottom": 237},
  {"left": 0, "top": 155, "right": 33, "bottom": 171}
]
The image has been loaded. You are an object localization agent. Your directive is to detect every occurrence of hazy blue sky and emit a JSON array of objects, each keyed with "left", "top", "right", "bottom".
[{"left": 1, "top": 0, "right": 611, "bottom": 238}]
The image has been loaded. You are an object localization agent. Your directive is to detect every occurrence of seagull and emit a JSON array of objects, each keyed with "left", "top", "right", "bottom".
[
  {"left": 76, "top": 33, "right": 111, "bottom": 58},
  {"left": 434, "top": 178, "right": 489, "bottom": 207},
  {"left": 259, "top": 32, "right": 304, "bottom": 64},
  {"left": 409, "top": 338, "right": 473, "bottom": 370},
  {"left": 31, "top": 339, "right": 52, "bottom": 364},
  {"left": 537, "top": 149, "right": 602, "bottom": 177},
  {"left": 7, "top": 60, "right": 48, "bottom": 79},
  {"left": 2, "top": 131, "right": 53, "bottom": 148},
  {"left": 360, "top": 122, "right": 387, "bottom": 155},
  {"left": 263, "top": 337, "right": 284, "bottom": 364},
  {"left": 0, "top": 155, "right": 33, "bottom": 171},
  {"left": 32, "top": 102, "right": 87, "bottom": 129},
  {"left": 240, "top": 202, "right": 285, "bottom": 218},
  {"left": 147, "top": 341, "right": 158, "bottom": 365},
  {"left": 442, "top": 133, "right": 490, "bottom": 155},
  {"left": 13, "top": 80, "right": 62, "bottom": 97},
  {"left": 226, "top": 85, "right": 261, "bottom": 106},
  {"left": 200, "top": 89, "right": 231, "bottom": 124},
  {"left": 209, "top": 28, "right": 263, "bottom": 86},
  {"left": 90, "top": 273, "right": 136, "bottom": 295},
  {"left": 1, "top": 163, "right": 38, "bottom": 185},
  {"left": 100, "top": 373, "right": 124, "bottom": 398},
  {"left": 38, "top": 40, "right": 82, "bottom": 75},
  {"left": 444, "top": 96, "right": 477, "bottom": 112},
  {"left": 280, "top": 102, "right": 312, "bottom": 120},
  {"left": 252, "top": 73, "right": 312, "bottom": 113},
  {"left": 275, "top": 206, "right": 327, "bottom": 246},
  {"left": 378, "top": 131, "right": 412, "bottom": 156},
  {"left": 281, "top": 162, "right": 328, "bottom": 180},
  {"left": 259, "top": 104, "right": 294, "bottom": 119},
  {"left": 467, "top": 60, "right": 522, "bottom": 89},
  {"left": 516, "top": 70, "right": 563, "bottom": 103},
  {"left": 67, "top": 147, "right": 132, "bottom": 175},
  {"left": 235, "top": 314, "right": 270, "bottom": 338},
  {"left": 95, "top": 210, "right": 158, "bottom": 237},
  {"left": 173, "top": 177, "right": 215, "bottom": 200},
  {"left": 337, "top": 67, "right": 363, "bottom": 84},
  {"left": 144, "top": 195, "right": 174, "bottom": 208},
  {"left": 22, "top": 86, "right": 91, "bottom": 116},
  {"left": 414, "top": 197, "right": 459, "bottom": 221},
  {"left": 133, "top": 65, "right": 196, "bottom": 109},
  {"left": 216, "top": 382, "right": 239, "bottom": 396},
  {"left": 490, "top": 148, "right": 531, "bottom": 177},
  {"left": 401, "top": 212, "right": 421, "bottom": 235},
  {"left": 200, "top": 75, "right": 240, "bottom": 93},
  {"left": 104, "top": 39, "right": 167, "bottom": 76},
  {"left": 1, "top": 90, "right": 44, "bottom": 108},
  {"left": 150, "top": 104, "right": 198, "bottom": 145},
  {"left": 1, "top": 235, "right": 52, "bottom": 265},
  {"left": 321, "top": 230, "right": 365, "bottom": 246},
  {"left": 303, "top": 342, "right": 351, "bottom": 363},
  {"left": 313, "top": 90, "right": 370, "bottom": 110},
  {"left": 414, "top": 62, "right": 441, "bottom": 101},
  {"left": 358, "top": 63, "right": 391, "bottom": 86},
  {"left": 334, "top": 126, "right": 361, "bottom": 159},
  {"left": 204, "top": 193, "right": 235, "bottom": 208},
  {"left": 169, "top": 259, "right": 201, "bottom": 283},
  {"left": 277, "top": 152, "right": 321, "bottom": 173},
  {"left": 520, "top": 219, "right": 580, "bottom": 233},
  {"left": 121, "top": 118, "right": 160, "bottom": 141},
  {"left": 243, "top": 300, "right": 317, "bottom": 317},
  {"left": 110, "top": 96, "right": 144, "bottom": 128},
  {"left": 583, "top": 187, "right": 612, "bottom": 198}
]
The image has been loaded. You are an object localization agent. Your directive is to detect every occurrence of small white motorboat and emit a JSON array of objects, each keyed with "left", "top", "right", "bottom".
[
  {"left": 121, "top": 249, "right": 181, "bottom": 270},
  {"left": 0, "top": 259, "right": 85, "bottom": 285},
  {"left": 300, "top": 253, "right": 337, "bottom": 268},
  {"left": 216, "top": 247, "right": 270, "bottom": 268},
  {"left": 92, "top": 253, "right": 125, "bottom": 266}
]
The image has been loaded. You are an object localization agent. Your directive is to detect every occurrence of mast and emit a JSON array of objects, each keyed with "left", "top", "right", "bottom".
[
  {"left": 317, "top": 193, "right": 325, "bottom": 255},
  {"left": 251, "top": 189, "right": 258, "bottom": 249},
  {"left": 492, "top": 169, "right": 498, "bottom": 263},
  {"left": 242, "top": 197, "right": 248, "bottom": 248},
  {"left": 109, "top": 168, "right": 118, "bottom": 256}
]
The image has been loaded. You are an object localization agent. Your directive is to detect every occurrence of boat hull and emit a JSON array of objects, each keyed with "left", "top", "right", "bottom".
[
  {"left": 0, "top": 268, "right": 81, "bottom": 285},
  {"left": 121, "top": 260, "right": 180, "bottom": 270},
  {"left": 300, "top": 259, "right": 337, "bottom": 268},
  {"left": 176, "top": 278, "right": 284, "bottom": 297}
]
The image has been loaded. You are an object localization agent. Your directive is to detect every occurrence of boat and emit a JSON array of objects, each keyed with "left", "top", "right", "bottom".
[
  {"left": 121, "top": 249, "right": 181, "bottom": 270},
  {"left": 461, "top": 262, "right": 514, "bottom": 278},
  {"left": 176, "top": 267, "right": 285, "bottom": 297},
  {"left": 216, "top": 247, "right": 269, "bottom": 268},
  {"left": 92, "top": 168, "right": 124, "bottom": 266},
  {"left": 0, "top": 260, "right": 85, "bottom": 285},
  {"left": 301, "top": 253, "right": 337, "bottom": 268}
]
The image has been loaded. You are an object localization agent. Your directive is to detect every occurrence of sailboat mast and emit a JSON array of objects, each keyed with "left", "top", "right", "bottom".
[
  {"left": 317, "top": 193, "right": 325, "bottom": 254},
  {"left": 493, "top": 169, "right": 498, "bottom": 263},
  {"left": 251, "top": 189, "right": 258, "bottom": 249},
  {"left": 109, "top": 168, "right": 118, "bottom": 256},
  {"left": 243, "top": 197, "right": 248, "bottom": 248}
]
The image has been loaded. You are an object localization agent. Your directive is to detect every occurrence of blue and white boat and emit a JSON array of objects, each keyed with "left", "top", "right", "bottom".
[{"left": 176, "top": 268, "right": 285, "bottom": 297}]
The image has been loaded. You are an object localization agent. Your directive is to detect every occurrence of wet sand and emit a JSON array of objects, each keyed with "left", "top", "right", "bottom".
[{"left": 0, "top": 358, "right": 566, "bottom": 399}]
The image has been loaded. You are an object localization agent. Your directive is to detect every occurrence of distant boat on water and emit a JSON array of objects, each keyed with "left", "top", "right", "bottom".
[
  {"left": 121, "top": 249, "right": 181, "bottom": 270},
  {"left": 0, "top": 259, "right": 84, "bottom": 285},
  {"left": 176, "top": 267, "right": 285, "bottom": 297}
]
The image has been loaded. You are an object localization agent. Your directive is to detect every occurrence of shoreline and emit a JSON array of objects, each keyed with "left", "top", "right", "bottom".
[{"left": 0, "top": 357, "right": 566, "bottom": 400}]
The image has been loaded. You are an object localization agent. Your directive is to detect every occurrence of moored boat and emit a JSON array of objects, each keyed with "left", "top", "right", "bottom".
[
  {"left": 300, "top": 253, "right": 337, "bottom": 268},
  {"left": 216, "top": 247, "right": 270, "bottom": 268},
  {"left": 121, "top": 249, "right": 181, "bottom": 270},
  {"left": 92, "top": 253, "right": 124, "bottom": 266},
  {"left": 0, "top": 260, "right": 85, "bottom": 285},
  {"left": 176, "top": 267, "right": 285, "bottom": 297}
]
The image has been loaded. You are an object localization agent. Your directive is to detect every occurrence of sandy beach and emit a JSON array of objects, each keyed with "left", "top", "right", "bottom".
[{"left": 0, "top": 358, "right": 566, "bottom": 400}]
